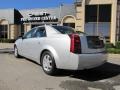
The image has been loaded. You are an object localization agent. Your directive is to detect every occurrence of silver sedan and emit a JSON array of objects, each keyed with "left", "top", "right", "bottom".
[{"left": 14, "top": 25, "right": 107, "bottom": 75}]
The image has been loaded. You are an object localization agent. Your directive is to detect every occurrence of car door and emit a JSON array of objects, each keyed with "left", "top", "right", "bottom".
[
  {"left": 28, "top": 27, "right": 47, "bottom": 62},
  {"left": 21, "top": 28, "right": 37, "bottom": 58}
]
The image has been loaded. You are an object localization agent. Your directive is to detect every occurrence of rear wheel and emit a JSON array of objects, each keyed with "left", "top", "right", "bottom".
[{"left": 41, "top": 51, "right": 57, "bottom": 75}]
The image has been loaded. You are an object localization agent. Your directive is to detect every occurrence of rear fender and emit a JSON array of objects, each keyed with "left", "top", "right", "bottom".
[{"left": 40, "top": 45, "right": 59, "bottom": 68}]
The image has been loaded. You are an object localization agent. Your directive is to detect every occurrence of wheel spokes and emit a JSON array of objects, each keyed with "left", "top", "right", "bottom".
[{"left": 43, "top": 55, "right": 52, "bottom": 71}]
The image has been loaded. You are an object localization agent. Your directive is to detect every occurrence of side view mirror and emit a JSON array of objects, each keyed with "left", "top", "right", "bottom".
[
  {"left": 18, "top": 35, "right": 22, "bottom": 38},
  {"left": 21, "top": 36, "right": 25, "bottom": 39},
  {"left": 18, "top": 35, "right": 24, "bottom": 39}
]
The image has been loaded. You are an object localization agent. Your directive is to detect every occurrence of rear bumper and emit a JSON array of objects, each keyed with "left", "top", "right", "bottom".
[
  {"left": 56, "top": 52, "right": 107, "bottom": 70},
  {"left": 77, "top": 53, "right": 107, "bottom": 70}
]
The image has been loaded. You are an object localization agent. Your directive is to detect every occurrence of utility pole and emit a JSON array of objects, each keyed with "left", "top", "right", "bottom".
[
  {"left": 59, "top": 3, "right": 63, "bottom": 25},
  {"left": 4, "top": 25, "right": 5, "bottom": 40},
  {"left": 96, "top": 5, "right": 99, "bottom": 36}
]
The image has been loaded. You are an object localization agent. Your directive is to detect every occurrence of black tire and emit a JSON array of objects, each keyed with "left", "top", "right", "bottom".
[
  {"left": 14, "top": 46, "right": 21, "bottom": 58},
  {"left": 41, "top": 51, "right": 57, "bottom": 75}
]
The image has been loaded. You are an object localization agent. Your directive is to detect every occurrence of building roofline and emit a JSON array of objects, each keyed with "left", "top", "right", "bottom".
[
  {"left": 19, "top": 4, "right": 74, "bottom": 11},
  {"left": 0, "top": 8, "right": 16, "bottom": 10}
]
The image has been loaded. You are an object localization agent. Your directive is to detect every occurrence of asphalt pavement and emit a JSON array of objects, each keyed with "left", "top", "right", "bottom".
[{"left": 0, "top": 53, "right": 120, "bottom": 90}]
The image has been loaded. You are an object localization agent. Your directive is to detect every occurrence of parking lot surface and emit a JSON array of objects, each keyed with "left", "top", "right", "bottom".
[{"left": 0, "top": 53, "right": 120, "bottom": 90}]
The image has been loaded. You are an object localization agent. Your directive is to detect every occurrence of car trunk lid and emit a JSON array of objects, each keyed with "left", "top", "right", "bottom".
[{"left": 80, "top": 36, "right": 105, "bottom": 54}]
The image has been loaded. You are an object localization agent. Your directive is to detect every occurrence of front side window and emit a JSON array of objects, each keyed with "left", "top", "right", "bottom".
[
  {"left": 34, "top": 27, "right": 46, "bottom": 38},
  {"left": 23, "top": 28, "right": 36, "bottom": 39}
]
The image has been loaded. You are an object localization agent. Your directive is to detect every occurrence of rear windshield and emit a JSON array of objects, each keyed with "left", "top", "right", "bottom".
[
  {"left": 52, "top": 26, "right": 76, "bottom": 34},
  {"left": 87, "top": 36, "right": 104, "bottom": 49}
]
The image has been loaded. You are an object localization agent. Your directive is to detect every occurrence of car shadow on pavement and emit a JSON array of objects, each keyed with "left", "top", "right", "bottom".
[
  {"left": 56, "top": 62, "right": 120, "bottom": 81},
  {"left": 17, "top": 56, "right": 41, "bottom": 66},
  {"left": 20, "top": 57, "right": 120, "bottom": 82},
  {"left": 25, "top": 58, "right": 41, "bottom": 66}
]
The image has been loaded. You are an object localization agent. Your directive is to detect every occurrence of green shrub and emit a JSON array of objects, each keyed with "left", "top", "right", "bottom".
[
  {"left": 105, "top": 42, "right": 114, "bottom": 49},
  {"left": 0, "top": 39, "right": 15, "bottom": 43},
  {"left": 106, "top": 48, "right": 115, "bottom": 53},
  {"left": 116, "top": 41, "right": 120, "bottom": 49},
  {"left": 114, "top": 49, "right": 120, "bottom": 54},
  {"left": 106, "top": 48, "right": 120, "bottom": 54}
]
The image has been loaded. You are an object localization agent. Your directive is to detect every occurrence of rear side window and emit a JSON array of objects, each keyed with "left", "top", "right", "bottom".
[
  {"left": 52, "top": 26, "right": 76, "bottom": 34},
  {"left": 87, "top": 36, "right": 104, "bottom": 49},
  {"left": 34, "top": 27, "right": 46, "bottom": 38}
]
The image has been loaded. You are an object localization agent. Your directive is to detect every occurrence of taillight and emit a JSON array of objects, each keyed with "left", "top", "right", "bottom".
[{"left": 69, "top": 34, "right": 81, "bottom": 54}]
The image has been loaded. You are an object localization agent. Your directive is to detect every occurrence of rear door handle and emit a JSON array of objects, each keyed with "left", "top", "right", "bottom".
[{"left": 38, "top": 42, "right": 40, "bottom": 44}]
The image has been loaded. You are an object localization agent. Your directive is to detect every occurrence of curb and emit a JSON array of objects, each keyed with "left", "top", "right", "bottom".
[{"left": 0, "top": 48, "right": 14, "bottom": 53}]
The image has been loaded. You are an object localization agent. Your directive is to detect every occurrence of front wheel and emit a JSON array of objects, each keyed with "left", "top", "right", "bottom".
[
  {"left": 41, "top": 51, "right": 57, "bottom": 75},
  {"left": 14, "top": 46, "right": 21, "bottom": 58}
]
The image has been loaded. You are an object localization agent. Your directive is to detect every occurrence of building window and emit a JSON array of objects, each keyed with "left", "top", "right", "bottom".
[
  {"left": 62, "top": 16, "right": 76, "bottom": 29},
  {"left": 85, "top": 23, "right": 110, "bottom": 37},
  {"left": 63, "top": 23, "right": 75, "bottom": 28},
  {"left": 85, "top": 5, "right": 97, "bottom": 22},
  {"left": 117, "top": 1, "right": 120, "bottom": 41},
  {"left": 99, "top": 5, "right": 111, "bottom": 22},
  {"left": 0, "top": 25, "right": 8, "bottom": 39},
  {"left": 21, "top": 25, "right": 24, "bottom": 36},
  {"left": 85, "top": 5, "right": 111, "bottom": 22},
  {"left": 85, "top": 4, "right": 111, "bottom": 41}
]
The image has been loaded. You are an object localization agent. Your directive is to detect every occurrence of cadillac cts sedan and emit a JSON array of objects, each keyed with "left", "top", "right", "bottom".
[{"left": 14, "top": 25, "right": 107, "bottom": 75}]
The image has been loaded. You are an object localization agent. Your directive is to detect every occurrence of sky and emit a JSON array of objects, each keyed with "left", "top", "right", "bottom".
[{"left": 0, "top": 0, "right": 74, "bottom": 10}]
